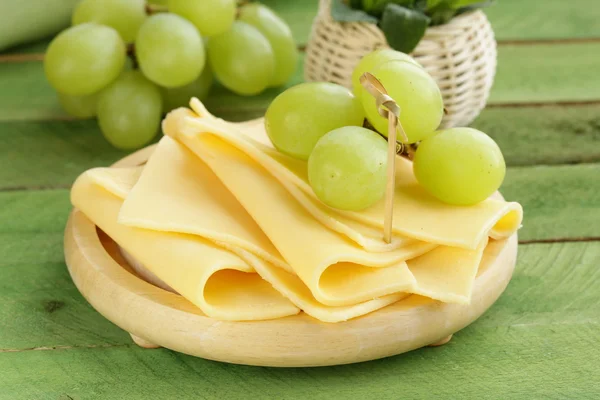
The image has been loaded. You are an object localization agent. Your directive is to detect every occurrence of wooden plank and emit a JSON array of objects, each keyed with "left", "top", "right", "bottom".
[
  {"left": 503, "top": 164, "right": 600, "bottom": 242},
  {"left": 4, "top": 0, "right": 600, "bottom": 60},
  {"left": 489, "top": 43, "right": 600, "bottom": 104},
  {"left": 2, "top": 41, "right": 600, "bottom": 122},
  {"left": 2, "top": 39, "right": 49, "bottom": 55},
  {"left": 0, "top": 61, "right": 66, "bottom": 121},
  {"left": 1, "top": 163, "right": 599, "bottom": 242},
  {"left": 266, "top": 0, "right": 600, "bottom": 44},
  {"left": 487, "top": 0, "right": 600, "bottom": 41},
  {"left": 2, "top": 103, "right": 599, "bottom": 191},
  {"left": 1, "top": 241, "right": 598, "bottom": 399},
  {"left": 0, "top": 159, "right": 597, "bottom": 351},
  {"left": 0, "top": 190, "right": 129, "bottom": 350},
  {"left": 0, "top": 0, "right": 317, "bottom": 59},
  {"left": 7, "top": 164, "right": 597, "bottom": 245},
  {"left": 472, "top": 104, "right": 600, "bottom": 166},
  {"left": 0, "top": 119, "right": 127, "bottom": 190}
]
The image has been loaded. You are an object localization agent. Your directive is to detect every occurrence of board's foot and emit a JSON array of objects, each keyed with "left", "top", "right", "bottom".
[
  {"left": 130, "top": 334, "right": 160, "bottom": 349},
  {"left": 428, "top": 334, "right": 452, "bottom": 347}
]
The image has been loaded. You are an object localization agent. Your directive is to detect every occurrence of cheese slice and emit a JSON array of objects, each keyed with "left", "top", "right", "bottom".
[
  {"left": 69, "top": 99, "right": 524, "bottom": 323},
  {"left": 118, "top": 135, "right": 484, "bottom": 306},
  {"left": 118, "top": 136, "right": 416, "bottom": 307},
  {"left": 407, "top": 238, "right": 488, "bottom": 304},
  {"left": 74, "top": 166, "right": 409, "bottom": 322},
  {"left": 71, "top": 169, "right": 300, "bottom": 321},
  {"left": 118, "top": 136, "right": 290, "bottom": 272},
  {"left": 183, "top": 99, "right": 523, "bottom": 251},
  {"left": 162, "top": 108, "right": 492, "bottom": 307}
]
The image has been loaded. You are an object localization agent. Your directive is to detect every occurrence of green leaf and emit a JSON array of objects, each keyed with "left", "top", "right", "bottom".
[
  {"left": 425, "top": 0, "right": 446, "bottom": 10},
  {"left": 331, "top": 0, "right": 379, "bottom": 23},
  {"left": 361, "top": 0, "right": 415, "bottom": 17},
  {"left": 427, "top": 2, "right": 457, "bottom": 25},
  {"left": 379, "top": 4, "right": 430, "bottom": 53},
  {"left": 350, "top": 0, "right": 363, "bottom": 8}
]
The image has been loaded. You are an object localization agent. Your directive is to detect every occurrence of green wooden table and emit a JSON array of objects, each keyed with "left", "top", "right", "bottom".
[{"left": 2, "top": 1, "right": 600, "bottom": 398}]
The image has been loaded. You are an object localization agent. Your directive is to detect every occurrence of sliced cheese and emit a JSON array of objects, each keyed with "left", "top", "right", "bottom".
[
  {"left": 407, "top": 238, "right": 488, "bottom": 304},
  {"left": 118, "top": 135, "right": 417, "bottom": 307},
  {"left": 118, "top": 136, "right": 290, "bottom": 272},
  {"left": 172, "top": 132, "right": 419, "bottom": 307},
  {"left": 71, "top": 169, "right": 300, "bottom": 321},
  {"left": 68, "top": 98, "right": 523, "bottom": 323},
  {"left": 74, "top": 166, "right": 410, "bottom": 323},
  {"left": 159, "top": 105, "right": 520, "bottom": 306},
  {"left": 184, "top": 100, "right": 523, "bottom": 251}
]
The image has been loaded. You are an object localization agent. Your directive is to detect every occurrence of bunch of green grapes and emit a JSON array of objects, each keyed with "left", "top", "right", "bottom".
[
  {"left": 266, "top": 49, "right": 506, "bottom": 210},
  {"left": 44, "top": 0, "right": 298, "bottom": 150}
]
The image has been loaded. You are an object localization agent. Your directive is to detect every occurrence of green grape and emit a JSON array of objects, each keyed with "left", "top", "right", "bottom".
[
  {"left": 168, "top": 0, "right": 235, "bottom": 37},
  {"left": 413, "top": 127, "right": 506, "bottom": 206},
  {"left": 351, "top": 48, "right": 421, "bottom": 99},
  {"left": 58, "top": 92, "right": 99, "bottom": 118},
  {"left": 361, "top": 60, "right": 443, "bottom": 144},
  {"left": 97, "top": 71, "right": 163, "bottom": 150},
  {"left": 160, "top": 65, "right": 213, "bottom": 113},
  {"left": 265, "top": 82, "right": 365, "bottom": 160},
  {"left": 44, "top": 23, "right": 126, "bottom": 96},
  {"left": 147, "top": 0, "right": 167, "bottom": 4},
  {"left": 136, "top": 13, "right": 205, "bottom": 88},
  {"left": 72, "top": 0, "right": 146, "bottom": 42},
  {"left": 208, "top": 21, "right": 275, "bottom": 96},
  {"left": 308, "top": 126, "right": 388, "bottom": 211},
  {"left": 238, "top": 3, "right": 298, "bottom": 87}
]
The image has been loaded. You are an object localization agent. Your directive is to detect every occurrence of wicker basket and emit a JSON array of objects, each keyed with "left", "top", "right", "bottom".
[{"left": 304, "top": 0, "right": 497, "bottom": 128}]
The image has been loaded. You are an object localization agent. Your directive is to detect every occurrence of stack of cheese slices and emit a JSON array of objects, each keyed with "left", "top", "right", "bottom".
[{"left": 71, "top": 98, "right": 523, "bottom": 323}]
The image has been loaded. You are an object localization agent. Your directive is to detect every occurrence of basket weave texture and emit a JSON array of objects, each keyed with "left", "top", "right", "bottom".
[{"left": 304, "top": 0, "right": 497, "bottom": 128}]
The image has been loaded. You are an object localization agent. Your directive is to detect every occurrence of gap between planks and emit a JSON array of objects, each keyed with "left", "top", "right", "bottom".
[
  {"left": 3, "top": 37, "right": 600, "bottom": 63},
  {"left": 0, "top": 184, "right": 71, "bottom": 192},
  {"left": 5, "top": 100, "right": 600, "bottom": 124},
  {"left": 2, "top": 175, "right": 600, "bottom": 247},
  {"left": 0, "top": 343, "right": 131, "bottom": 353}
]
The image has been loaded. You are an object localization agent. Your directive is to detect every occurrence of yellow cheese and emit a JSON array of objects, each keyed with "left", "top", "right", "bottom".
[
  {"left": 68, "top": 98, "right": 524, "bottom": 323},
  {"left": 118, "top": 136, "right": 290, "bottom": 272},
  {"left": 407, "top": 238, "right": 488, "bottom": 304},
  {"left": 184, "top": 99, "right": 523, "bottom": 251},
  {"left": 71, "top": 169, "right": 300, "bottom": 321},
  {"left": 118, "top": 136, "right": 416, "bottom": 307},
  {"left": 162, "top": 106, "right": 503, "bottom": 307},
  {"left": 74, "top": 165, "right": 409, "bottom": 323},
  {"left": 171, "top": 132, "right": 419, "bottom": 307}
]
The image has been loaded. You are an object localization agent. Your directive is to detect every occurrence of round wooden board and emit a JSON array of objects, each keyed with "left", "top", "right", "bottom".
[{"left": 64, "top": 145, "right": 518, "bottom": 367}]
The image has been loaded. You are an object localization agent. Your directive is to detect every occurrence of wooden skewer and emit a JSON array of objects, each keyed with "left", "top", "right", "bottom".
[
  {"left": 359, "top": 73, "right": 408, "bottom": 244},
  {"left": 383, "top": 109, "right": 397, "bottom": 244}
]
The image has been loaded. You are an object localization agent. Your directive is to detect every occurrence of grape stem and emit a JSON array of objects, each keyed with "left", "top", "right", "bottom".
[
  {"left": 236, "top": 1, "right": 250, "bottom": 18},
  {"left": 145, "top": 4, "right": 168, "bottom": 15},
  {"left": 359, "top": 72, "right": 408, "bottom": 244},
  {"left": 126, "top": 43, "right": 139, "bottom": 69}
]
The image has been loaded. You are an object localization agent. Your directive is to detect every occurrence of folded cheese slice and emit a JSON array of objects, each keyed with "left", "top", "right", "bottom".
[
  {"left": 71, "top": 168, "right": 300, "bottom": 321},
  {"left": 118, "top": 136, "right": 486, "bottom": 305},
  {"left": 75, "top": 164, "right": 410, "bottom": 322},
  {"left": 182, "top": 99, "right": 523, "bottom": 251},
  {"left": 118, "top": 136, "right": 416, "bottom": 307},
  {"left": 161, "top": 107, "right": 494, "bottom": 306},
  {"left": 118, "top": 136, "right": 290, "bottom": 272}
]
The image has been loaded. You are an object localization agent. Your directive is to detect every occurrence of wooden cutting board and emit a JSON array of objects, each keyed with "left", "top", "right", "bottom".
[{"left": 63, "top": 145, "right": 518, "bottom": 367}]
